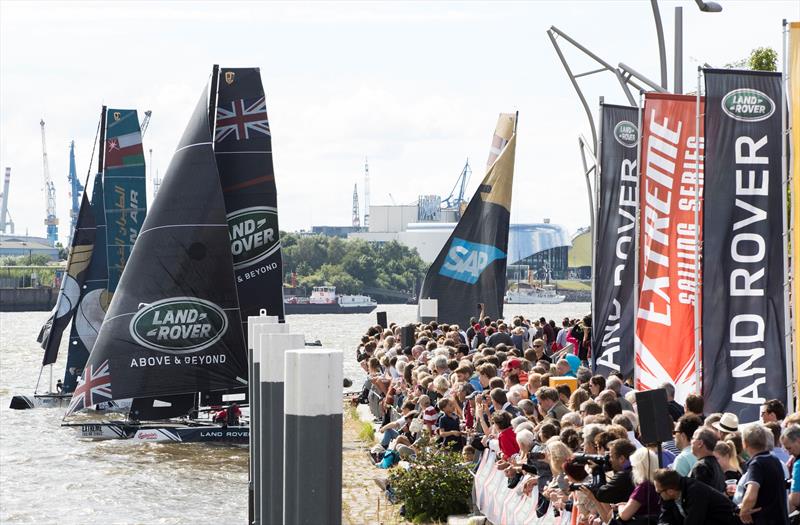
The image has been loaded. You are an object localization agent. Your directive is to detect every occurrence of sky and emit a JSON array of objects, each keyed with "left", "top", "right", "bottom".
[{"left": 1, "top": 0, "right": 797, "bottom": 245}]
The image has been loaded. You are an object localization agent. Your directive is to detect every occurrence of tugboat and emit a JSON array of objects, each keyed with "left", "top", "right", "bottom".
[{"left": 284, "top": 286, "right": 378, "bottom": 314}]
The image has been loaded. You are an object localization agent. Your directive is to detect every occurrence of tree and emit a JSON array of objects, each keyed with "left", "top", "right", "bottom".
[
  {"left": 748, "top": 47, "right": 778, "bottom": 72},
  {"left": 725, "top": 47, "right": 778, "bottom": 72}
]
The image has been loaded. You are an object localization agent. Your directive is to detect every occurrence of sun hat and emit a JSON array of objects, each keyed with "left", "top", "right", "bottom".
[{"left": 713, "top": 412, "right": 739, "bottom": 433}]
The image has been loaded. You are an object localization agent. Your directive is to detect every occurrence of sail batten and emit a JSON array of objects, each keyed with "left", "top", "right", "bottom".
[{"left": 418, "top": 113, "right": 517, "bottom": 327}]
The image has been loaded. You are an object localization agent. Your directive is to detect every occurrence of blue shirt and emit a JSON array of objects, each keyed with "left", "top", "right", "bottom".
[
  {"left": 672, "top": 446, "right": 697, "bottom": 476},
  {"left": 791, "top": 459, "right": 800, "bottom": 494}
]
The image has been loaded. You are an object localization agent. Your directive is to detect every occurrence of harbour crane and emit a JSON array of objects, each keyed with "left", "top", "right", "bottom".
[
  {"left": 441, "top": 159, "right": 472, "bottom": 219},
  {"left": 352, "top": 184, "right": 360, "bottom": 227},
  {"left": 140, "top": 110, "right": 152, "bottom": 137},
  {"left": 0, "top": 167, "right": 14, "bottom": 234},
  {"left": 363, "top": 157, "right": 370, "bottom": 228},
  {"left": 67, "top": 141, "right": 83, "bottom": 241},
  {"left": 40, "top": 119, "right": 59, "bottom": 246}
]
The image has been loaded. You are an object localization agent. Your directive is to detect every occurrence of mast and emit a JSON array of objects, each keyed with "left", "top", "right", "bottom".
[
  {"left": 1, "top": 167, "right": 10, "bottom": 233},
  {"left": 363, "top": 158, "right": 370, "bottom": 228},
  {"left": 209, "top": 64, "right": 220, "bottom": 135},
  {"left": 98, "top": 106, "right": 107, "bottom": 174}
]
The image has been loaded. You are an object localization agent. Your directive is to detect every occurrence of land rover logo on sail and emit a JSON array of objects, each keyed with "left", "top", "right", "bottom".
[
  {"left": 227, "top": 206, "right": 280, "bottom": 270},
  {"left": 129, "top": 297, "right": 228, "bottom": 354},
  {"left": 721, "top": 88, "right": 775, "bottom": 122},
  {"left": 613, "top": 121, "right": 638, "bottom": 148}
]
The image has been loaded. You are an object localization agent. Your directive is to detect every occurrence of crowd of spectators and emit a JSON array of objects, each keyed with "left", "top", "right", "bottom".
[{"left": 357, "top": 312, "right": 800, "bottom": 525}]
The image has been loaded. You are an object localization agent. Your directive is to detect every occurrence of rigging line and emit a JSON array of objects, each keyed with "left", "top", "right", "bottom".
[{"left": 85, "top": 109, "right": 102, "bottom": 183}]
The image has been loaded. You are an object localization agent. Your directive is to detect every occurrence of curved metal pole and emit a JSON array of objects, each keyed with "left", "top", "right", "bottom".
[
  {"left": 650, "top": 0, "right": 668, "bottom": 90},
  {"left": 548, "top": 29, "right": 597, "bottom": 149}
]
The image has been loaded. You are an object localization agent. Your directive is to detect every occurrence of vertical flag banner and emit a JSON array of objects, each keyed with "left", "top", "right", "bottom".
[
  {"left": 104, "top": 108, "right": 147, "bottom": 293},
  {"left": 215, "top": 67, "right": 285, "bottom": 323},
  {"left": 419, "top": 113, "right": 516, "bottom": 327},
  {"left": 594, "top": 104, "right": 639, "bottom": 378},
  {"left": 635, "top": 93, "right": 704, "bottom": 402},
  {"left": 703, "top": 69, "right": 785, "bottom": 420},
  {"left": 790, "top": 22, "right": 800, "bottom": 400}
]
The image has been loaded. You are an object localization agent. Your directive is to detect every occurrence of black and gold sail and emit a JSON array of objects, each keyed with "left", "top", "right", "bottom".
[{"left": 419, "top": 113, "right": 517, "bottom": 328}]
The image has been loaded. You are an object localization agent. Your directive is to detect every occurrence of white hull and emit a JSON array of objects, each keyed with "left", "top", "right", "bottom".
[{"left": 504, "top": 293, "right": 565, "bottom": 304}]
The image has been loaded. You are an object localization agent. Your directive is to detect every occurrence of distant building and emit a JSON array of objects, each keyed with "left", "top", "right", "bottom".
[
  {"left": 567, "top": 227, "right": 592, "bottom": 279},
  {"left": 349, "top": 202, "right": 574, "bottom": 274},
  {"left": 310, "top": 225, "right": 363, "bottom": 238},
  {"left": 0, "top": 234, "right": 59, "bottom": 262}
]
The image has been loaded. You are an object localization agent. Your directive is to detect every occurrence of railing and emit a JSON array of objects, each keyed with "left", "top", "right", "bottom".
[{"left": 0, "top": 266, "right": 62, "bottom": 289}]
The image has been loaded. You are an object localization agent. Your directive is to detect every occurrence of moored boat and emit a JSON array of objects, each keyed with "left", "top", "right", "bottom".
[
  {"left": 504, "top": 284, "right": 565, "bottom": 304},
  {"left": 284, "top": 286, "right": 378, "bottom": 314}
]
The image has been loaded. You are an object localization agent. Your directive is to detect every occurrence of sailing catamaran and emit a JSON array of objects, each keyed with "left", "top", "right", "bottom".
[
  {"left": 10, "top": 107, "right": 147, "bottom": 410},
  {"left": 63, "top": 65, "right": 285, "bottom": 444}
]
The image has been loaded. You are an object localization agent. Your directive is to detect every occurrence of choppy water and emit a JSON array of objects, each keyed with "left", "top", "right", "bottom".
[{"left": 0, "top": 303, "right": 588, "bottom": 524}]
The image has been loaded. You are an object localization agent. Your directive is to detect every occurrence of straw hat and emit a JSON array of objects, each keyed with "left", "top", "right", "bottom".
[{"left": 713, "top": 412, "right": 739, "bottom": 434}]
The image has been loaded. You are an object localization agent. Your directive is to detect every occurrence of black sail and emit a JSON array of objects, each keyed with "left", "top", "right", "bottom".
[
  {"left": 63, "top": 174, "right": 110, "bottom": 392},
  {"left": 214, "top": 67, "right": 285, "bottom": 322},
  {"left": 40, "top": 186, "right": 96, "bottom": 366},
  {"left": 419, "top": 113, "right": 517, "bottom": 327},
  {"left": 66, "top": 87, "right": 246, "bottom": 414}
]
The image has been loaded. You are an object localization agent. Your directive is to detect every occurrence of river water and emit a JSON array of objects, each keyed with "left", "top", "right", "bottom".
[{"left": 0, "top": 303, "right": 588, "bottom": 524}]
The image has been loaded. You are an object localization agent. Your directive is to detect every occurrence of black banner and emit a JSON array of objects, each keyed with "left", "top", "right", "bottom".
[
  {"left": 215, "top": 67, "right": 285, "bottom": 323},
  {"left": 703, "top": 69, "right": 786, "bottom": 420},
  {"left": 593, "top": 104, "right": 638, "bottom": 378}
]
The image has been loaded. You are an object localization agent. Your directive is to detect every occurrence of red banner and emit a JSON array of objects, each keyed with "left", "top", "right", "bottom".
[{"left": 635, "top": 93, "right": 704, "bottom": 402}]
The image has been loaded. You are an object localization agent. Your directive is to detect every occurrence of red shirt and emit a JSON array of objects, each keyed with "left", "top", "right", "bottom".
[{"left": 498, "top": 426, "right": 520, "bottom": 458}]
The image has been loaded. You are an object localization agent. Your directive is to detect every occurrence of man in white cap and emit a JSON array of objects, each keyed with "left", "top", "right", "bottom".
[{"left": 712, "top": 412, "right": 739, "bottom": 439}]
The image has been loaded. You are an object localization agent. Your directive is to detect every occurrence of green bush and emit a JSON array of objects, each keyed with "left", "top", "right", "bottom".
[{"left": 388, "top": 440, "right": 473, "bottom": 523}]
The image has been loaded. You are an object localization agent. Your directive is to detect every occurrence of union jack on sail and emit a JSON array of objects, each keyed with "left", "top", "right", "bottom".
[
  {"left": 65, "top": 360, "right": 112, "bottom": 415},
  {"left": 215, "top": 97, "right": 270, "bottom": 142}
]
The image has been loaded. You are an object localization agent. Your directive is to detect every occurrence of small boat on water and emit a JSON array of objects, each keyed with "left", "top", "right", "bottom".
[
  {"left": 284, "top": 285, "right": 378, "bottom": 314},
  {"left": 505, "top": 284, "right": 565, "bottom": 304}
]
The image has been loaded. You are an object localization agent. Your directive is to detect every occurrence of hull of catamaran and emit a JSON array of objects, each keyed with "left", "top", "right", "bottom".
[
  {"left": 63, "top": 421, "right": 249, "bottom": 444},
  {"left": 9, "top": 394, "right": 132, "bottom": 411}
]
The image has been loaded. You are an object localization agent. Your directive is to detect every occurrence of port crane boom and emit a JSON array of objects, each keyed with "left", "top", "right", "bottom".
[
  {"left": 0, "top": 167, "right": 13, "bottom": 233},
  {"left": 67, "top": 141, "right": 83, "bottom": 241},
  {"left": 40, "top": 119, "right": 59, "bottom": 245}
]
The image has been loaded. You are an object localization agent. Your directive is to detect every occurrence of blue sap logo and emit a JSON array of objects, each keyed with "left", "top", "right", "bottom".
[{"left": 438, "top": 238, "right": 506, "bottom": 285}]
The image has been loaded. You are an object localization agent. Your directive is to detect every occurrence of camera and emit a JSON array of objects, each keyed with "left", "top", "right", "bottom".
[
  {"left": 529, "top": 451, "right": 546, "bottom": 461},
  {"left": 568, "top": 453, "right": 612, "bottom": 491}
]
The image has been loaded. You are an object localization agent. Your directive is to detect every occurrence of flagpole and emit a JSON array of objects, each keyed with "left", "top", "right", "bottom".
[
  {"left": 592, "top": 97, "right": 604, "bottom": 369},
  {"left": 633, "top": 91, "right": 644, "bottom": 390},
  {"left": 781, "top": 19, "right": 795, "bottom": 412},
  {"left": 694, "top": 67, "right": 702, "bottom": 395}
]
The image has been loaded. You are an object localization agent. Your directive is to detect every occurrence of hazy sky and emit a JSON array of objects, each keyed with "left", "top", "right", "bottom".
[{"left": 1, "top": 1, "right": 797, "bottom": 244}]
